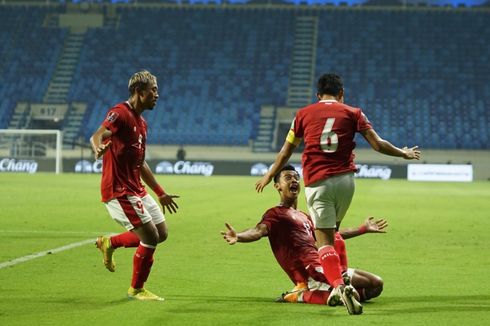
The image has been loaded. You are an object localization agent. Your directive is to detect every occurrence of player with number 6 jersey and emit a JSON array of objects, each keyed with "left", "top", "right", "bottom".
[
  {"left": 288, "top": 99, "right": 372, "bottom": 186},
  {"left": 256, "top": 73, "right": 421, "bottom": 314}
]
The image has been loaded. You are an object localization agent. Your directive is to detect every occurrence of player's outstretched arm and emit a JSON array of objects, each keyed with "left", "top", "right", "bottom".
[
  {"left": 141, "top": 161, "right": 180, "bottom": 214},
  {"left": 255, "top": 141, "right": 296, "bottom": 192},
  {"left": 364, "top": 216, "right": 388, "bottom": 233},
  {"left": 221, "top": 223, "right": 268, "bottom": 245},
  {"left": 361, "top": 128, "right": 421, "bottom": 160},
  {"left": 339, "top": 217, "right": 388, "bottom": 239},
  {"left": 400, "top": 146, "right": 421, "bottom": 160},
  {"left": 90, "top": 126, "right": 112, "bottom": 159},
  {"left": 158, "top": 194, "right": 180, "bottom": 214}
]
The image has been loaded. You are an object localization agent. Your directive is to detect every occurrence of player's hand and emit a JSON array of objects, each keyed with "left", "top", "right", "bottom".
[
  {"left": 402, "top": 146, "right": 421, "bottom": 160},
  {"left": 95, "top": 140, "right": 112, "bottom": 159},
  {"left": 158, "top": 194, "right": 180, "bottom": 214},
  {"left": 364, "top": 216, "right": 388, "bottom": 233},
  {"left": 255, "top": 175, "right": 273, "bottom": 193},
  {"left": 221, "top": 223, "right": 238, "bottom": 245}
]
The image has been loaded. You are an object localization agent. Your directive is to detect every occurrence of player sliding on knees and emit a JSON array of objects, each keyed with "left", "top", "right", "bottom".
[{"left": 221, "top": 165, "right": 362, "bottom": 314}]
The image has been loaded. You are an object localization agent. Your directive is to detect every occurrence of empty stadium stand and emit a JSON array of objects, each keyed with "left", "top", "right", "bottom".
[{"left": 0, "top": 2, "right": 488, "bottom": 150}]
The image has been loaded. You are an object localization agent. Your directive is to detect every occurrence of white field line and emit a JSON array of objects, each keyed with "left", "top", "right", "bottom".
[
  {"left": 0, "top": 231, "right": 115, "bottom": 270},
  {"left": 0, "top": 230, "right": 114, "bottom": 235},
  {"left": 0, "top": 238, "right": 96, "bottom": 269}
]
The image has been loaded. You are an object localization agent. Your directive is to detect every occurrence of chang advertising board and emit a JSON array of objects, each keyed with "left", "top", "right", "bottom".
[
  {"left": 155, "top": 161, "right": 214, "bottom": 176},
  {"left": 249, "top": 162, "right": 303, "bottom": 177},
  {"left": 64, "top": 159, "right": 405, "bottom": 179},
  {"left": 74, "top": 160, "right": 102, "bottom": 173},
  {"left": 355, "top": 164, "right": 392, "bottom": 180},
  {"left": 0, "top": 158, "right": 38, "bottom": 174},
  {"left": 250, "top": 163, "right": 269, "bottom": 176}
]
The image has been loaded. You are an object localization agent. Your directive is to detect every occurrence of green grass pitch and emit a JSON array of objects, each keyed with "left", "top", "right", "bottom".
[{"left": 0, "top": 173, "right": 489, "bottom": 325}]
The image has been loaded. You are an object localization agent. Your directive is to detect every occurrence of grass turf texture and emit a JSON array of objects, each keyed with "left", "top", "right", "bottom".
[{"left": 0, "top": 173, "right": 489, "bottom": 325}]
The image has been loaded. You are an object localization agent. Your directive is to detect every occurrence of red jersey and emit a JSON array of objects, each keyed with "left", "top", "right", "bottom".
[
  {"left": 287, "top": 100, "right": 372, "bottom": 186},
  {"left": 100, "top": 102, "right": 148, "bottom": 202},
  {"left": 259, "top": 206, "right": 322, "bottom": 284}
]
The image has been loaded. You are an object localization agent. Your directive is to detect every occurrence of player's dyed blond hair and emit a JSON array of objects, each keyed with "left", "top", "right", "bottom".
[{"left": 128, "top": 70, "right": 157, "bottom": 95}]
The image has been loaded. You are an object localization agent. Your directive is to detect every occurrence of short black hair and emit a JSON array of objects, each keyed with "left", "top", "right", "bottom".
[
  {"left": 317, "top": 73, "right": 343, "bottom": 97},
  {"left": 273, "top": 164, "right": 298, "bottom": 183}
]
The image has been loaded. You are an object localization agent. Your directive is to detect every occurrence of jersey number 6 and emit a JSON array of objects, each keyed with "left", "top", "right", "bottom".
[{"left": 320, "top": 118, "right": 338, "bottom": 153}]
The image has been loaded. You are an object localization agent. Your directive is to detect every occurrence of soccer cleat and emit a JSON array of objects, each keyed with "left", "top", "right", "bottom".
[
  {"left": 276, "top": 283, "right": 307, "bottom": 303},
  {"left": 127, "top": 287, "right": 164, "bottom": 301},
  {"left": 342, "top": 272, "right": 351, "bottom": 286},
  {"left": 95, "top": 236, "right": 115, "bottom": 272},
  {"left": 341, "top": 272, "right": 361, "bottom": 302},
  {"left": 340, "top": 285, "right": 363, "bottom": 315},
  {"left": 327, "top": 286, "right": 343, "bottom": 306}
]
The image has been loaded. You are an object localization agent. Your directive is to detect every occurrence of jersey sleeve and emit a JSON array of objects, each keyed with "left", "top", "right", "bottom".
[
  {"left": 286, "top": 116, "right": 303, "bottom": 146},
  {"left": 102, "top": 108, "right": 123, "bottom": 134},
  {"left": 258, "top": 208, "right": 277, "bottom": 232},
  {"left": 356, "top": 108, "right": 373, "bottom": 132}
]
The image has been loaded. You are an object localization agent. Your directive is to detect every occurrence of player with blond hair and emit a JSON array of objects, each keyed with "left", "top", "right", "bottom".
[{"left": 90, "top": 70, "right": 179, "bottom": 301}]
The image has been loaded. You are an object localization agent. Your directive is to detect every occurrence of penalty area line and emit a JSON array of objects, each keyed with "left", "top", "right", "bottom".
[{"left": 0, "top": 238, "right": 96, "bottom": 270}]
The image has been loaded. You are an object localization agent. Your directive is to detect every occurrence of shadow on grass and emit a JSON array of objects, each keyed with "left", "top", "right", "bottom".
[
  {"left": 369, "top": 294, "right": 490, "bottom": 315},
  {"left": 164, "top": 294, "right": 273, "bottom": 303}
]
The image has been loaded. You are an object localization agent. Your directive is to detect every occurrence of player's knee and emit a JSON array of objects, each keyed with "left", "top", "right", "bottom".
[
  {"left": 366, "top": 286, "right": 383, "bottom": 300},
  {"left": 138, "top": 225, "right": 159, "bottom": 246},
  {"left": 158, "top": 230, "right": 168, "bottom": 243},
  {"left": 371, "top": 275, "right": 384, "bottom": 290},
  {"left": 365, "top": 276, "right": 384, "bottom": 300}
]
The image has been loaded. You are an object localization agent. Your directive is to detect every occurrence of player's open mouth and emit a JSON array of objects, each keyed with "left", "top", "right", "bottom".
[{"left": 290, "top": 184, "right": 299, "bottom": 193}]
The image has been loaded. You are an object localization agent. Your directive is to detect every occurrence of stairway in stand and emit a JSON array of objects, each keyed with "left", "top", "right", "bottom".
[{"left": 253, "top": 16, "right": 318, "bottom": 152}]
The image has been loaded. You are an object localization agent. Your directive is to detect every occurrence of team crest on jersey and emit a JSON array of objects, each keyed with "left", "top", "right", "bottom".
[{"left": 106, "top": 111, "right": 119, "bottom": 123}]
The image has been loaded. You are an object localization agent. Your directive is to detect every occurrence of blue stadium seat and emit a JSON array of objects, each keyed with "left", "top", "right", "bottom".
[{"left": 1, "top": 5, "right": 488, "bottom": 149}]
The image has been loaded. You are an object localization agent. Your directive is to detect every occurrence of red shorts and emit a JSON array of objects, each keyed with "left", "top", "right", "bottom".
[{"left": 284, "top": 250, "right": 327, "bottom": 285}]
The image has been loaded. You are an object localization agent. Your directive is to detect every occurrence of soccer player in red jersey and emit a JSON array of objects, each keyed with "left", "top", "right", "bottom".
[
  {"left": 255, "top": 73, "right": 420, "bottom": 309},
  {"left": 90, "top": 70, "right": 179, "bottom": 301},
  {"left": 222, "top": 165, "right": 363, "bottom": 314}
]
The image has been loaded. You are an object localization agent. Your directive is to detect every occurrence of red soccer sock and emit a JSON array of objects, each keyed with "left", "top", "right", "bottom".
[
  {"left": 334, "top": 232, "right": 348, "bottom": 273},
  {"left": 302, "top": 290, "right": 330, "bottom": 305},
  {"left": 131, "top": 244, "right": 156, "bottom": 289},
  {"left": 110, "top": 231, "right": 140, "bottom": 249},
  {"left": 318, "top": 245, "right": 344, "bottom": 288}
]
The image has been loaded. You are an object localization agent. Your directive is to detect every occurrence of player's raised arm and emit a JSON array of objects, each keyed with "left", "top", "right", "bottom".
[
  {"left": 339, "top": 217, "right": 388, "bottom": 239},
  {"left": 255, "top": 141, "right": 297, "bottom": 192},
  {"left": 90, "top": 125, "right": 112, "bottom": 159},
  {"left": 361, "top": 128, "right": 421, "bottom": 160},
  {"left": 221, "top": 223, "right": 268, "bottom": 244}
]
